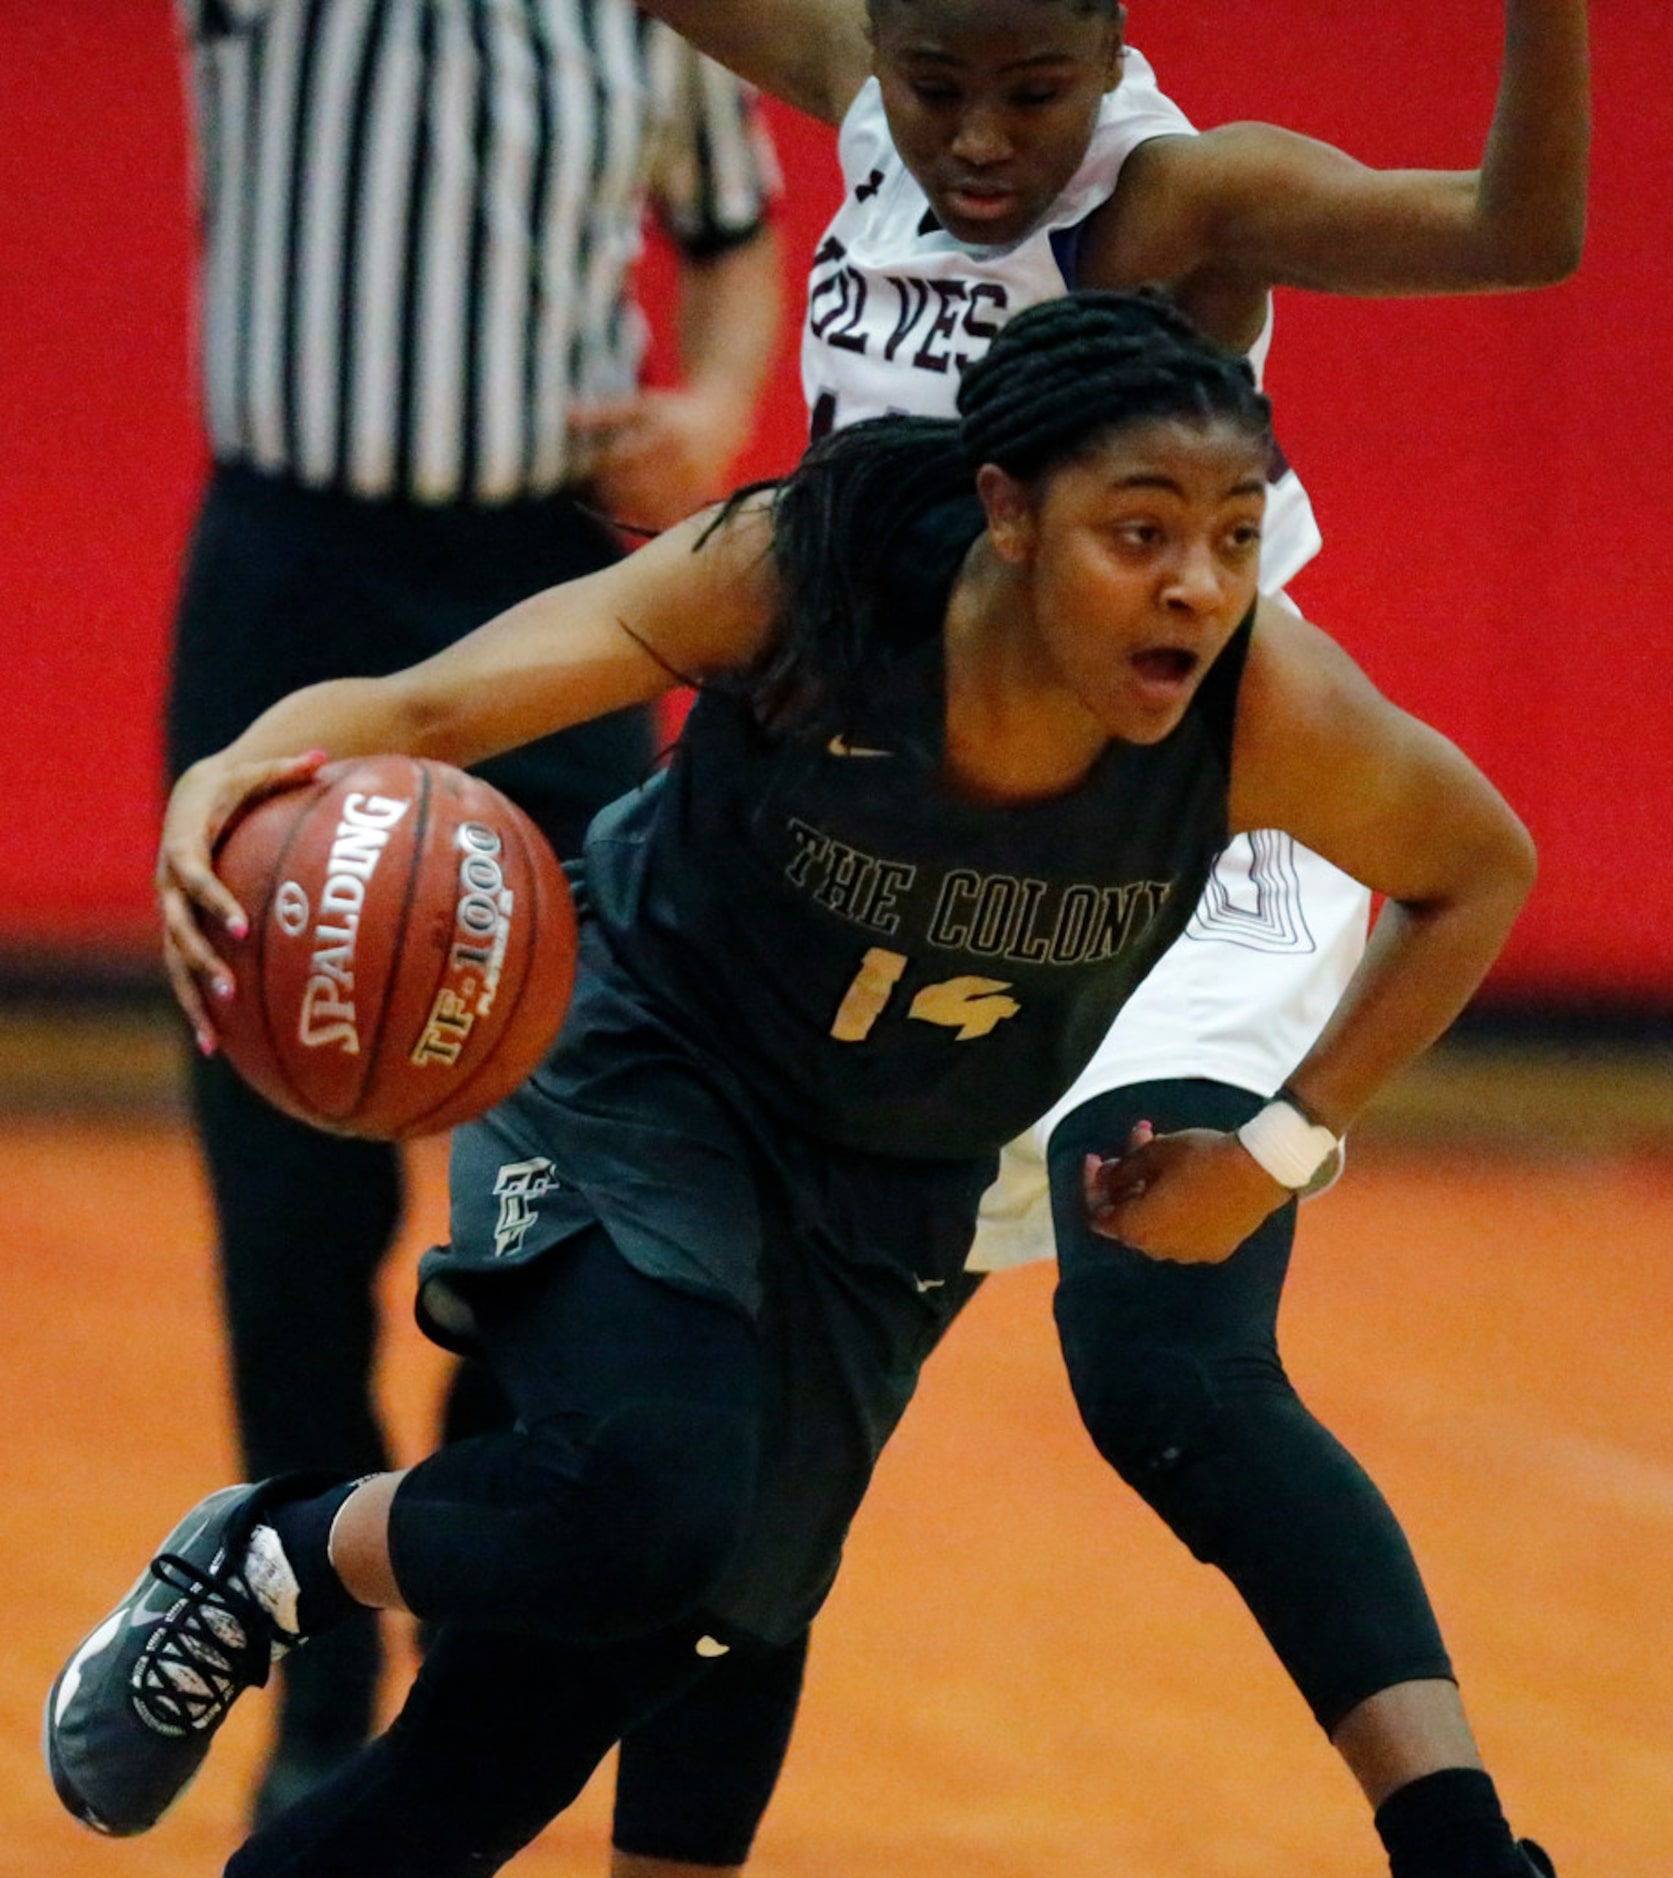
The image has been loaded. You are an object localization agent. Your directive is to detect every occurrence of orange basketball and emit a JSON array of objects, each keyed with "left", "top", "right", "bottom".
[{"left": 210, "top": 756, "right": 577, "bottom": 1139}]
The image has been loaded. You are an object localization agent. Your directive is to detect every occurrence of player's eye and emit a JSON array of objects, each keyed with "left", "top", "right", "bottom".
[{"left": 1115, "top": 521, "right": 1163, "bottom": 549}]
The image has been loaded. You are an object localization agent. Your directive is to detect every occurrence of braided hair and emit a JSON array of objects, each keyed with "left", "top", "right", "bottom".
[{"left": 738, "top": 288, "right": 1273, "bottom": 736}]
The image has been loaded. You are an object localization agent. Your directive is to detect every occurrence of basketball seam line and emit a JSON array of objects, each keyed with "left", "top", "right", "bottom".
[
  {"left": 354, "top": 756, "right": 433, "bottom": 1131},
  {"left": 400, "top": 788, "right": 550, "bottom": 1137},
  {"left": 242, "top": 788, "right": 318, "bottom": 1124}
]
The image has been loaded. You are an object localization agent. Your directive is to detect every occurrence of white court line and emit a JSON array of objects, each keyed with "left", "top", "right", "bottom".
[
  {"left": 1484, "top": 1422, "right": 1673, "bottom": 1525},
  {"left": 1320, "top": 1369, "right": 1673, "bottom": 1525}
]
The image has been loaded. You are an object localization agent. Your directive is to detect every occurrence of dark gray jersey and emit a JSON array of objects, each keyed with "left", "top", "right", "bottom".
[{"left": 584, "top": 519, "right": 1251, "bottom": 1161}]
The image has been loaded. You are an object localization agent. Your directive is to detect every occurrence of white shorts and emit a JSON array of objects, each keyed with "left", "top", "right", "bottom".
[{"left": 968, "top": 836, "right": 1370, "bottom": 1271}]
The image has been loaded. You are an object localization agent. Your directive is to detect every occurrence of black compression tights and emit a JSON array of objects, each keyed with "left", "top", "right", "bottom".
[
  {"left": 226, "top": 1626, "right": 724, "bottom": 1877},
  {"left": 1050, "top": 1079, "right": 1454, "bottom": 1734},
  {"left": 387, "top": 1236, "right": 765, "bottom": 1642},
  {"left": 228, "top": 1231, "right": 768, "bottom": 1876}
]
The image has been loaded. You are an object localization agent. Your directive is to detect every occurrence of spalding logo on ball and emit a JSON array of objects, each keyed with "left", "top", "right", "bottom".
[{"left": 212, "top": 756, "right": 578, "bottom": 1139}]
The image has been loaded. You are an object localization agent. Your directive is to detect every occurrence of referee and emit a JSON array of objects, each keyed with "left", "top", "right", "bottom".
[{"left": 165, "top": 1, "right": 781, "bottom": 1856}]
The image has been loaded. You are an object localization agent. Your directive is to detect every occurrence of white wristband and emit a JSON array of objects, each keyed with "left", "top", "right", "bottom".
[{"left": 1236, "top": 1098, "right": 1340, "bottom": 1190}]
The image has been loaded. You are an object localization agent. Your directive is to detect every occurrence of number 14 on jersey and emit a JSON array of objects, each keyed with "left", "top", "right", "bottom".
[{"left": 831, "top": 947, "right": 1020, "bottom": 1043}]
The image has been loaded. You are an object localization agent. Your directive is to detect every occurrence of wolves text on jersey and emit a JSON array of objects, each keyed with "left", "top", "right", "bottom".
[{"left": 807, "top": 236, "right": 1009, "bottom": 379}]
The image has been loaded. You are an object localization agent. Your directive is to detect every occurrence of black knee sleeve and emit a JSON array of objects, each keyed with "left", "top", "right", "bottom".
[
  {"left": 227, "top": 1627, "right": 705, "bottom": 1878},
  {"left": 388, "top": 1401, "right": 759, "bottom": 1641},
  {"left": 572, "top": 1398, "right": 760, "bottom": 1635},
  {"left": 1050, "top": 1080, "right": 1452, "bottom": 1734},
  {"left": 1057, "top": 1302, "right": 1452, "bottom": 1730},
  {"left": 614, "top": 1631, "right": 810, "bottom": 1865},
  {"left": 1055, "top": 1334, "right": 1227, "bottom": 1531}
]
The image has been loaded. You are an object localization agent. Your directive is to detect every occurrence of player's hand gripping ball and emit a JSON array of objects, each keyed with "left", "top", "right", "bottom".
[{"left": 210, "top": 756, "right": 577, "bottom": 1138}]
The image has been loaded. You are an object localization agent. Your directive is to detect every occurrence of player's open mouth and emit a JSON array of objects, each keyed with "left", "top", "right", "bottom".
[{"left": 1129, "top": 646, "right": 1200, "bottom": 701}]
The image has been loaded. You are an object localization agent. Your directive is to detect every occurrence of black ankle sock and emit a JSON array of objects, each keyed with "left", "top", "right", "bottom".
[
  {"left": 1374, "top": 1768, "right": 1526, "bottom": 1877},
  {"left": 262, "top": 1480, "right": 369, "bottom": 1635}
]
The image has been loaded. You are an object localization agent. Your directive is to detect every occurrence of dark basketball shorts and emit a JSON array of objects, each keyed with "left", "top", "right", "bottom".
[{"left": 421, "top": 918, "right": 990, "bottom": 1643}]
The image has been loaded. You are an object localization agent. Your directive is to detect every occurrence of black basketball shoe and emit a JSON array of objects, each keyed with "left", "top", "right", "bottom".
[
  {"left": 1519, "top": 1843, "right": 1557, "bottom": 1876},
  {"left": 45, "top": 1481, "right": 311, "bottom": 1836}
]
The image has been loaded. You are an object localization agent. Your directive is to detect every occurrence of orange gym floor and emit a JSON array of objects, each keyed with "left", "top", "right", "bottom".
[{"left": 3, "top": 1043, "right": 1671, "bottom": 1876}]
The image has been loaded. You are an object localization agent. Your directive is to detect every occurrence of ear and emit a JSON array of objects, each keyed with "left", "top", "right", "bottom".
[
  {"left": 866, "top": 0, "right": 892, "bottom": 70},
  {"left": 1105, "top": 5, "right": 1128, "bottom": 91},
  {"left": 977, "top": 462, "right": 1037, "bottom": 565}
]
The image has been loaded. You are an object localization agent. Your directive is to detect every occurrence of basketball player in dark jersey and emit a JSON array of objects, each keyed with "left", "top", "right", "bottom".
[
  {"left": 557, "top": 4, "right": 1590, "bottom": 1872},
  {"left": 48, "top": 294, "right": 1542, "bottom": 1875}
]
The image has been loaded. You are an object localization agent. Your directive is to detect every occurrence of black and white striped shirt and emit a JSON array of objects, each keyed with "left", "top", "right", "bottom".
[{"left": 179, "top": 0, "right": 777, "bottom": 504}]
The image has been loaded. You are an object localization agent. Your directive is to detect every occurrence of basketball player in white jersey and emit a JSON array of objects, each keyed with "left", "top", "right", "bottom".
[
  {"left": 797, "top": 28, "right": 1362, "bottom": 1261},
  {"left": 601, "top": 4, "right": 1588, "bottom": 1874}
]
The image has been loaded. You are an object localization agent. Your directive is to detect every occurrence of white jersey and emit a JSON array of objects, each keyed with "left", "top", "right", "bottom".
[
  {"left": 802, "top": 58, "right": 1372, "bottom": 1271},
  {"left": 802, "top": 61, "right": 1322, "bottom": 587}
]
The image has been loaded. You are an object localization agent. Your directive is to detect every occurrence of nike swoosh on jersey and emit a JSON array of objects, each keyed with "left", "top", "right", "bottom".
[{"left": 825, "top": 735, "right": 894, "bottom": 759}]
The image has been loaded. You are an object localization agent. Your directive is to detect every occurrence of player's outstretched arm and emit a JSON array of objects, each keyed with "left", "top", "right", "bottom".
[
  {"left": 1228, "top": 601, "right": 1537, "bottom": 1130},
  {"left": 630, "top": 0, "right": 871, "bottom": 126},
  {"left": 1087, "top": 598, "right": 1537, "bottom": 1262},
  {"left": 155, "top": 501, "right": 779, "bottom": 1036},
  {"left": 1093, "top": 0, "right": 1589, "bottom": 306}
]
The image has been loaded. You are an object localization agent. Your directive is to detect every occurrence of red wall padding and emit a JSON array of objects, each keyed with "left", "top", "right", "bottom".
[{"left": 3, "top": 2, "right": 1669, "bottom": 1005}]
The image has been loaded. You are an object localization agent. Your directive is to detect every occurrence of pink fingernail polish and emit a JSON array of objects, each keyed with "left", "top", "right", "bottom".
[{"left": 227, "top": 914, "right": 249, "bottom": 939}]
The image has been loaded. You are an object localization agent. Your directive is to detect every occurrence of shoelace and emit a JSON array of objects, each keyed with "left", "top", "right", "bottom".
[{"left": 128, "top": 1552, "right": 279, "bottom": 1735}]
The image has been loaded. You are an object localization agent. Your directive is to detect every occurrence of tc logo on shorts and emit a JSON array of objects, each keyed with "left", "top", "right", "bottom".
[{"left": 491, "top": 1157, "right": 556, "bottom": 1259}]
